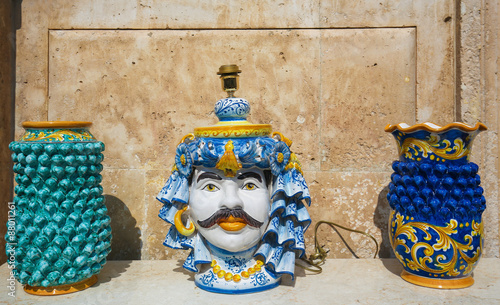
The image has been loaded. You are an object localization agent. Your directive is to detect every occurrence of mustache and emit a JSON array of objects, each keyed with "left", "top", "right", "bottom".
[{"left": 197, "top": 208, "right": 264, "bottom": 229}]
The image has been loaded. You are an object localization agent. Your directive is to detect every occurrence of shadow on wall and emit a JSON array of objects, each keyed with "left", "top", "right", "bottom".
[
  {"left": 373, "top": 185, "right": 395, "bottom": 258},
  {"left": 105, "top": 195, "right": 142, "bottom": 260},
  {"left": 0, "top": 0, "right": 22, "bottom": 264}
]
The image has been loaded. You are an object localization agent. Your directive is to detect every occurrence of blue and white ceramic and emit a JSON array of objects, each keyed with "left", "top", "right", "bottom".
[
  {"left": 385, "top": 122, "right": 487, "bottom": 289},
  {"left": 157, "top": 67, "right": 311, "bottom": 294}
]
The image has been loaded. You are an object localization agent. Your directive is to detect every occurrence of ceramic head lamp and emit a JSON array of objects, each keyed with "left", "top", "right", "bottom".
[{"left": 157, "top": 65, "right": 312, "bottom": 294}]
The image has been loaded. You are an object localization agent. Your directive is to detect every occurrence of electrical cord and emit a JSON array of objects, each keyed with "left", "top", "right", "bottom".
[{"left": 296, "top": 220, "right": 380, "bottom": 274}]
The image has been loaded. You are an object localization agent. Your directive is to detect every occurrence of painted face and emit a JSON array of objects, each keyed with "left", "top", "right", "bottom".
[{"left": 188, "top": 166, "right": 271, "bottom": 252}]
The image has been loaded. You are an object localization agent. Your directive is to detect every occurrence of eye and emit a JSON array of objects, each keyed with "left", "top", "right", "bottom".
[
  {"left": 202, "top": 184, "right": 219, "bottom": 192},
  {"left": 243, "top": 183, "right": 257, "bottom": 191}
]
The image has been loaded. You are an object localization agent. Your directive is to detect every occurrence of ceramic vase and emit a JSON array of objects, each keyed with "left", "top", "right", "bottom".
[
  {"left": 385, "top": 122, "right": 487, "bottom": 289},
  {"left": 7, "top": 121, "right": 112, "bottom": 295}
]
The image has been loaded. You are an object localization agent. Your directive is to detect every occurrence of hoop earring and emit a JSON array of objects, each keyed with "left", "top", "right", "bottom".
[{"left": 174, "top": 206, "right": 195, "bottom": 236}]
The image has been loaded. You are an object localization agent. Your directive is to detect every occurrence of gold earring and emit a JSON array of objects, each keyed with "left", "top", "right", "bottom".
[{"left": 174, "top": 206, "right": 195, "bottom": 236}]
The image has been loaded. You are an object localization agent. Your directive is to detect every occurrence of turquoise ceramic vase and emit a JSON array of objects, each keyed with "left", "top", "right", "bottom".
[
  {"left": 7, "top": 121, "right": 112, "bottom": 295},
  {"left": 385, "top": 122, "right": 487, "bottom": 289}
]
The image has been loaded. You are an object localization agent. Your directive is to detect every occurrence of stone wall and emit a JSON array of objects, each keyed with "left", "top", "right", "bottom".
[
  {"left": 1, "top": 0, "right": 499, "bottom": 263},
  {"left": 459, "top": 0, "right": 500, "bottom": 257}
]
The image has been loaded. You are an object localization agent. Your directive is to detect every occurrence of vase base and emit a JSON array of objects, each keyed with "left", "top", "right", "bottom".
[
  {"left": 24, "top": 275, "right": 98, "bottom": 296},
  {"left": 401, "top": 270, "right": 474, "bottom": 289}
]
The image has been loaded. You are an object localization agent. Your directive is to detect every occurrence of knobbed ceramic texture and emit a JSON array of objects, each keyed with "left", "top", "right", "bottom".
[
  {"left": 385, "top": 122, "right": 487, "bottom": 289},
  {"left": 7, "top": 122, "right": 112, "bottom": 293}
]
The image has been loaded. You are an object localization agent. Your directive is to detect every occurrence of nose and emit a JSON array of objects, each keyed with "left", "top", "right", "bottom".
[{"left": 220, "top": 181, "right": 244, "bottom": 209}]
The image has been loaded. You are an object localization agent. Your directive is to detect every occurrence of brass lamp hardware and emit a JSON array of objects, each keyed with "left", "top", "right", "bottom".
[{"left": 217, "top": 64, "right": 241, "bottom": 98}]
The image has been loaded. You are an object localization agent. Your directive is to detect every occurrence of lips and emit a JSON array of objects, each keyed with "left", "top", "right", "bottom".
[{"left": 217, "top": 215, "right": 247, "bottom": 231}]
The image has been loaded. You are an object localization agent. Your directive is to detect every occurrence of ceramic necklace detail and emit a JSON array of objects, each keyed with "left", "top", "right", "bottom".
[{"left": 210, "top": 259, "right": 264, "bottom": 282}]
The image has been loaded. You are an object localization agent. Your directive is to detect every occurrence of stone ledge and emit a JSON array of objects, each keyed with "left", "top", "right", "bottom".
[{"left": 1, "top": 258, "right": 499, "bottom": 304}]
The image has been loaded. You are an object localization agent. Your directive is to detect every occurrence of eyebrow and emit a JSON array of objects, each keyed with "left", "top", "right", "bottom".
[
  {"left": 237, "top": 171, "right": 262, "bottom": 183},
  {"left": 197, "top": 172, "right": 223, "bottom": 183}
]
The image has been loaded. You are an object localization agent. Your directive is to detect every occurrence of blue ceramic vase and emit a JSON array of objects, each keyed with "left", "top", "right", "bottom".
[
  {"left": 385, "top": 122, "right": 487, "bottom": 289},
  {"left": 7, "top": 121, "right": 112, "bottom": 295}
]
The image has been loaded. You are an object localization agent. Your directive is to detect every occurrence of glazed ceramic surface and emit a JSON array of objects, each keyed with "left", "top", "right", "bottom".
[
  {"left": 385, "top": 122, "right": 487, "bottom": 288},
  {"left": 157, "top": 73, "right": 311, "bottom": 294},
  {"left": 7, "top": 121, "right": 112, "bottom": 295},
  {"left": 188, "top": 167, "right": 271, "bottom": 253}
]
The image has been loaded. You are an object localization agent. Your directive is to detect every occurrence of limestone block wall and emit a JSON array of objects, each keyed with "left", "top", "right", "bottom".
[
  {"left": 459, "top": 0, "right": 500, "bottom": 258},
  {"left": 1, "top": 0, "right": 498, "bottom": 263}
]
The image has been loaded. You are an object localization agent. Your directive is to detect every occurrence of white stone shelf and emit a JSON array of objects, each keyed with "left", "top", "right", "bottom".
[{"left": 1, "top": 259, "right": 499, "bottom": 304}]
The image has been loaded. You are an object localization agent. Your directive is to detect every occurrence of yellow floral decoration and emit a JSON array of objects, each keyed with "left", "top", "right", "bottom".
[
  {"left": 215, "top": 140, "right": 242, "bottom": 177},
  {"left": 390, "top": 211, "right": 482, "bottom": 277},
  {"left": 398, "top": 135, "right": 470, "bottom": 161},
  {"left": 22, "top": 130, "right": 95, "bottom": 142}
]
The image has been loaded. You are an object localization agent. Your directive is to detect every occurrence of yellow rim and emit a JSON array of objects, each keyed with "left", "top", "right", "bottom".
[
  {"left": 384, "top": 122, "right": 487, "bottom": 133},
  {"left": 194, "top": 124, "right": 272, "bottom": 138},
  {"left": 22, "top": 121, "right": 93, "bottom": 129},
  {"left": 24, "top": 275, "right": 98, "bottom": 296},
  {"left": 401, "top": 270, "right": 474, "bottom": 289}
]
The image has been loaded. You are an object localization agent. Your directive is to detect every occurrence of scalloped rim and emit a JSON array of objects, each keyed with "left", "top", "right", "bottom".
[
  {"left": 384, "top": 122, "right": 487, "bottom": 133},
  {"left": 22, "top": 121, "right": 92, "bottom": 129}
]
